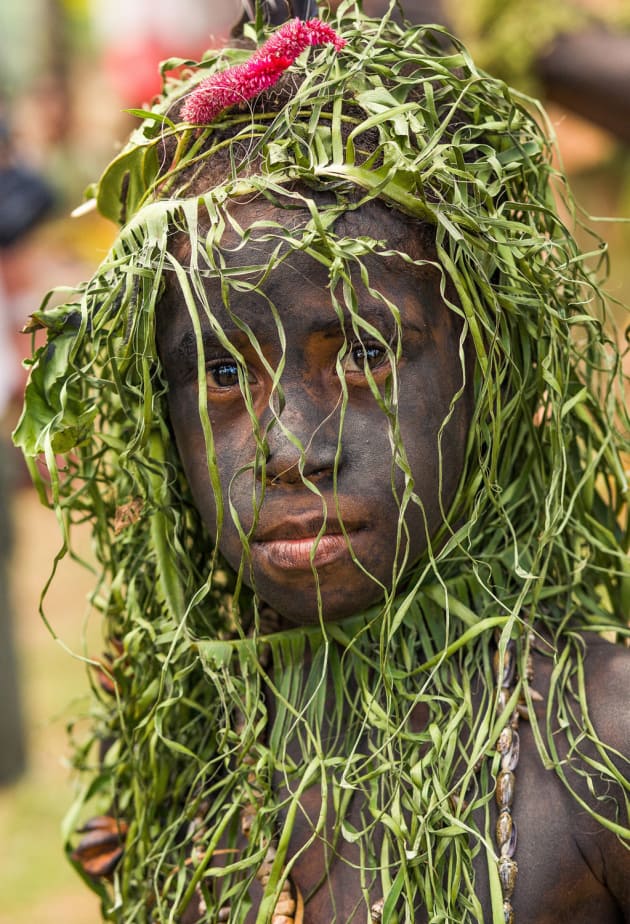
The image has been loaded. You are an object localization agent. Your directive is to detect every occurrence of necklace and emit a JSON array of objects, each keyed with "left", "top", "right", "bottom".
[{"left": 493, "top": 628, "right": 539, "bottom": 924}]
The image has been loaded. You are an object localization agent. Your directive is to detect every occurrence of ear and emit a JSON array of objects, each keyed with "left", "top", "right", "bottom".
[{"left": 232, "top": 0, "right": 320, "bottom": 37}]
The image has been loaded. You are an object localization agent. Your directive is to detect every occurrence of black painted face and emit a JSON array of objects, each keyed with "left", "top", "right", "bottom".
[{"left": 157, "top": 198, "right": 472, "bottom": 627}]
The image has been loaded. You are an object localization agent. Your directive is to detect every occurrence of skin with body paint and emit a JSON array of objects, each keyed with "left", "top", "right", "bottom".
[
  {"left": 157, "top": 197, "right": 630, "bottom": 923},
  {"left": 159, "top": 195, "right": 475, "bottom": 920},
  {"left": 158, "top": 197, "right": 472, "bottom": 628}
]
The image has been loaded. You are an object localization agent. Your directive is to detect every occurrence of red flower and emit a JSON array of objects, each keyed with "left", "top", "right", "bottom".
[{"left": 181, "top": 18, "right": 345, "bottom": 125}]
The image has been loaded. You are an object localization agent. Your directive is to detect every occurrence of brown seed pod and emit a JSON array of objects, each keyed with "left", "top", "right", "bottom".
[
  {"left": 498, "top": 857, "right": 518, "bottom": 899},
  {"left": 495, "top": 809, "right": 513, "bottom": 849},
  {"left": 495, "top": 770, "right": 516, "bottom": 809},
  {"left": 114, "top": 497, "right": 144, "bottom": 534},
  {"left": 493, "top": 643, "right": 516, "bottom": 686},
  {"left": 496, "top": 725, "right": 513, "bottom": 755},
  {"left": 498, "top": 813, "right": 517, "bottom": 858},
  {"left": 72, "top": 815, "right": 128, "bottom": 879},
  {"left": 497, "top": 687, "right": 511, "bottom": 712},
  {"left": 501, "top": 730, "right": 520, "bottom": 772},
  {"left": 370, "top": 897, "right": 385, "bottom": 923},
  {"left": 90, "top": 638, "right": 125, "bottom": 696}
]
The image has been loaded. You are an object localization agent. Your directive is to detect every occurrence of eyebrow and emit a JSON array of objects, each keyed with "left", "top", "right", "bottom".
[
  {"left": 172, "top": 301, "right": 404, "bottom": 354},
  {"left": 173, "top": 327, "right": 250, "bottom": 362},
  {"left": 318, "top": 308, "right": 403, "bottom": 349}
]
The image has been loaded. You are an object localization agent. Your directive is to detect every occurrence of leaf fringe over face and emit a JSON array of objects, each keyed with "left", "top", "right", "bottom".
[{"left": 14, "top": 3, "right": 630, "bottom": 921}]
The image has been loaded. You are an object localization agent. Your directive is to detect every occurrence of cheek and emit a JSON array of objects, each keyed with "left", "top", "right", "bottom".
[
  {"left": 168, "top": 392, "right": 261, "bottom": 554},
  {"left": 398, "top": 344, "right": 471, "bottom": 510},
  {"left": 167, "top": 392, "right": 221, "bottom": 527}
]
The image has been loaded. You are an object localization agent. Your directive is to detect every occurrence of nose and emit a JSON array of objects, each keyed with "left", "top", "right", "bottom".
[{"left": 261, "top": 385, "right": 341, "bottom": 485}]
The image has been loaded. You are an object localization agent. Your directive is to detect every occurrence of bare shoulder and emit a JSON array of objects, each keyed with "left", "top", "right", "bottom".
[
  {"left": 503, "top": 633, "right": 629, "bottom": 923},
  {"left": 578, "top": 632, "right": 630, "bottom": 754},
  {"left": 565, "top": 633, "right": 630, "bottom": 917},
  {"left": 531, "top": 630, "right": 629, "bottom": 746}
]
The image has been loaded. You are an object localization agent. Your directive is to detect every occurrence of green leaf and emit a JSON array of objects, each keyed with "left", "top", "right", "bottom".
[{"left": 96, "top": 141, "right": 160, "bottom": 224}]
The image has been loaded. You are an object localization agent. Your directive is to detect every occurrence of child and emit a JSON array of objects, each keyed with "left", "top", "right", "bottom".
[{"left": 15, "top": 3, "right": 630, "bottom": 922}]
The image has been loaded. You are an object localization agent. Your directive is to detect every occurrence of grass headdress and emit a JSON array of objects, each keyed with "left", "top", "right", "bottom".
[{"left": 14, "top": 2, "right": 630, "bottom": 921}]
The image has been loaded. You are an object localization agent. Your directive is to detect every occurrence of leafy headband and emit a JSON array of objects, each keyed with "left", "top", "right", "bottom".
[{"left": 14, "top": 4, "right": 630, "bottom": 922}]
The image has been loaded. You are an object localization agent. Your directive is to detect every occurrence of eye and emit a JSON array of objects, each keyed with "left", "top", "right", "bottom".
[
  {"left": 342, "top": 341, "right": 389, "bottom": 374},
  {"left": 206, "top": 360, "right": 242, "bottom": 389}
]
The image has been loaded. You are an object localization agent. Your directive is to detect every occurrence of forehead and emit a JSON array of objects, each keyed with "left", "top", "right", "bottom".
[{"left": 158, "top": 194, "right": 449, "bottom": 345}]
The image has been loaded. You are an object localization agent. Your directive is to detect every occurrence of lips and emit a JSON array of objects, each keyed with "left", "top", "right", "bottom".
[{"left": 252, "top": 513, "right": 363, "bottom": 571}]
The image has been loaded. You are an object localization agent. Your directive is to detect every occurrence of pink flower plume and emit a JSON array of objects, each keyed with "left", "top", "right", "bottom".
[{"left": 181, "top": 18, "right": 346, "bottom": 125}]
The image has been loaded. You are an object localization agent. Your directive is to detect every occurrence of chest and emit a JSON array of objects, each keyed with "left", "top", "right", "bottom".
[{"left": 245, "top": 722, "right": 619, "bottom": 924}]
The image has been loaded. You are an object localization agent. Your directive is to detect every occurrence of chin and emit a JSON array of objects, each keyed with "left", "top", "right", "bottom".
[{"left": 254, "top": 581, "right": 387, "bottom": 628}]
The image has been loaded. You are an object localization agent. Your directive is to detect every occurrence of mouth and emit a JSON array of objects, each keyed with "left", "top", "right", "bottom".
[{"left": 252, "top": 515, "right": 363, "bottom": 571}]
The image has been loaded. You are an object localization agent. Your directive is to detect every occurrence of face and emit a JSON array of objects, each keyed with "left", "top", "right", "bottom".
[{"left": 157, "top": 198, "right": 472, "bottom": 627}]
